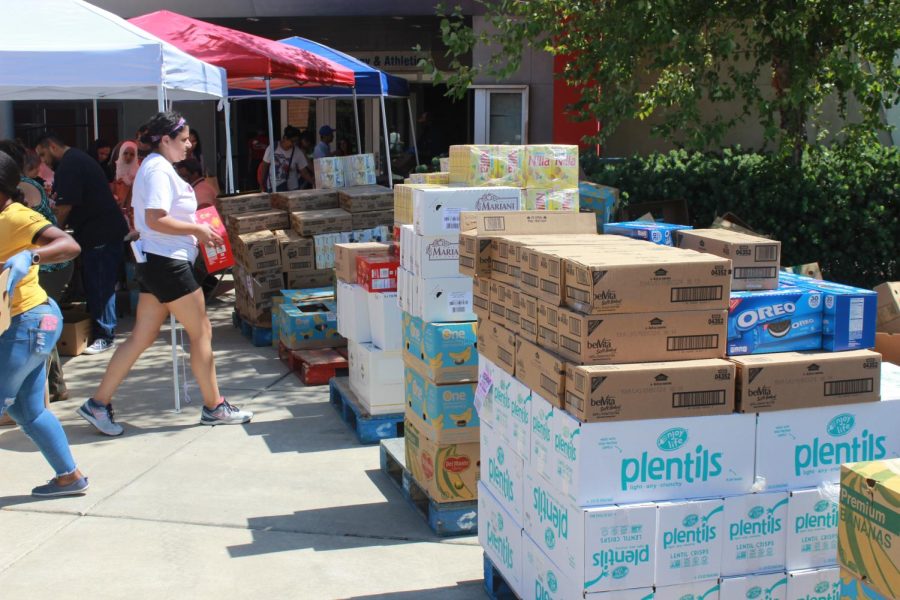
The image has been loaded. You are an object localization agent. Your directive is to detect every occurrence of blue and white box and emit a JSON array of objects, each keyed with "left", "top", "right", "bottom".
[
  {"left": 479, "top": 483, "right": 524, "bottom": 597},
  {"left": 720, "top": 492, "right": 789, "bottom": 576},
  {"left": 786, "top": 567, "right": 839, "bottom": 600},
  {"left": 481, "top": 421, "right": 526, "bottom": 524},
  {"left": 655, "top": 499, "right": 725, "bottom": 585},
  {"left": 654, "top": 579, "right": 720, "bottom": 600},
  {"left": 522, "top": 532, "right": 579, "bottom": 600},
  {"left": 786, "top": 486, "right": 839, "bottom": 571},
  {"left": 727, "top": 286, "right": 823, "bottom": 355},
  {"left": 603, "top": 221, "right": 693, "bottom": 246},
  {"left": 719, "top": 572, "right": 788, "bottom": 600}
]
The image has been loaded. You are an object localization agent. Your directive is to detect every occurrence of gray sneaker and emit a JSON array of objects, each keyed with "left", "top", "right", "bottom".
[
  {"left": 83, "top": 339, "right": 113, "bottom": 355},
  {"left": 77, "top": 399, "right": 124, "bottom": 436},
  {"left": 200, "top": 399, "right": 252, "bottom": 426}
]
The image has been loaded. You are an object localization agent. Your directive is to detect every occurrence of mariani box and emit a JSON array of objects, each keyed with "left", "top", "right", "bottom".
[
  {"left": 403, "top": 415, "right": 479, "bottom": 503},
  {"left": 412, "top": 187, "right": 521, "bottom": 236}
]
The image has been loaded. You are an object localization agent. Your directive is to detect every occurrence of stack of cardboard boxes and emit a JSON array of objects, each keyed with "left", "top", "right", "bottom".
[
  {"left": 875, "top": 281, "right": 900, "bottom": 364},
  {"left": 271, "top": 287, "right": 344, "bottom": 355},
  {"left": 334, "top": 240, "right": 405, "bottom": 415},
  {"left": 464, "top": 219, "right": 899, "bottom": 599},
  {"left": 313, "top": 153, "right": 378, "bottom": 189}
]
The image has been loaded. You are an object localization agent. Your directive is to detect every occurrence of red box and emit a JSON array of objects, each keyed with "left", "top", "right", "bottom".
[
  {"left": 195, "top": 206, "right": 235, "bottom": 273},
  {"left": 292, "top": 348, "right": 349, "bottom": 386},
  {"left": 356, "top": 255, "right": 399, "bottom": 292}
]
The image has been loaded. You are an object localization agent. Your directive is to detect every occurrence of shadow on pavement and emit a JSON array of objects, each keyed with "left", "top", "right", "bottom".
[
  {"left": 241, "top": 400, "right": 359, "bottom": 454},
  {"left": 339, "top": 581, "right": 485, "bottom": 600}
]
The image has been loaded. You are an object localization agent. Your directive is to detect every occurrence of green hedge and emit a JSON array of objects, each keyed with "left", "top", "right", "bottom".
[{"left": 581, "top": 146, "right": 899, "bottom": 289}]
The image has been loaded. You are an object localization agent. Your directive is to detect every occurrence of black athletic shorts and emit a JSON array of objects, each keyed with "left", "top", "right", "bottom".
[{"left": 136, "top": 253, "right": 200, "bottom": 304}]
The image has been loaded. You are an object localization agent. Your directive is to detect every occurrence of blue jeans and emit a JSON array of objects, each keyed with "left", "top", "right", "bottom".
[
  {"left": 0, "top": 300, "right": 77, "bottom": 477},
  {"left": 82, "top": 241, "right": 124, "bottom": 341}
]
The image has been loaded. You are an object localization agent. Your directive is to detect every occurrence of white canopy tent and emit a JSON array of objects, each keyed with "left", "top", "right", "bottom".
[{"left": 0, "top": 0, "right": 232, "bottom": 412}]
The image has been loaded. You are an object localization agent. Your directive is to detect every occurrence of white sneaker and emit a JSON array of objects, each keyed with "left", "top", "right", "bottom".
[
  {"left": 83, "top": 339, "right": 113, "bottom": 355},
  {"left": 200, "top": 399, "right": 253, "bottom": 426}
]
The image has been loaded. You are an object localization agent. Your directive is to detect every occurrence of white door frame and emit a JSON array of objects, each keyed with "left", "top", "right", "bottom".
[{"left": 471, "top": 84, "right": 529, "bottom": 145}]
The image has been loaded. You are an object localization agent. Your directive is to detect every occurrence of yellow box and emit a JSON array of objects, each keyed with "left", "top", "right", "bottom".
[
  {"left": 838, "top": 459, "right": 900, "bottom": 598},
  {"left": 523, "top": 187, "right": 579, "bottom": 211},
  {"left": 448, "top": 145, "right": 525, "bottom": 187},
  {"left": 524, "top": 145, "right": 579, "bottom": 189},
  {"left": 840, "top": 567, "right": 892, "bottom": 599},
  {"left": 403, "top": 414, "right": 479, "bottom": 503},
  {"left": 393, "top": 183, "right": 444, "bottom": 225}
]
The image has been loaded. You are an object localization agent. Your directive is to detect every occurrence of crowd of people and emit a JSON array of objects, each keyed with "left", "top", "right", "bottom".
[{"left": 0, "top": 111, "right": 252, "bottom": 498}]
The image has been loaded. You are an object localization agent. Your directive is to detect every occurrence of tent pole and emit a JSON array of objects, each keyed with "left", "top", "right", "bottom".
[
  {"left": 223, "top": 99, "right": 235, "bottom": 193},
  {"left": 158, "top": 88, "right": 181, "bottom": 414},
  {"left": 352, "top": 87, "right": 361, "bottom": 154},
  {"left": 265, "top": 78, "right": 277, "bottom": 193},
  {"left": 92, "top": 99, "right": 99, "bottom": 141},
  {"left": 407, "top": 97, "right": 419, "bottom": 167},
  {"left": 379, "top": 95, "right": 393, "bottom": 189}
]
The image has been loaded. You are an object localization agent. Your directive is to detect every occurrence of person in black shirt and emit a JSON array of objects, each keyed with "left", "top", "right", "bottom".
[{"left": 36, "top": 133, "right": 129, "bottom": 354}]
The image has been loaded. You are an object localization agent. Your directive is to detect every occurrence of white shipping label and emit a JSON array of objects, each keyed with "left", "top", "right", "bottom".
[
  {"left": 448, "top": 291, "right": 472, "bottom": 314},
  {"left": 442, "top": 207, "right": 461, "bottom": 231}
]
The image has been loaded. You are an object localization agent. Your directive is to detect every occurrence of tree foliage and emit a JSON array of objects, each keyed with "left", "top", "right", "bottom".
[{"left": 426, "top": 1, "right": 900, "bottom": 159}]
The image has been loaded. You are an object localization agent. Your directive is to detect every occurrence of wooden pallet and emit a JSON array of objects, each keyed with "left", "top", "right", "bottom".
[
  {"left": 292, "top": 349, "right": 348, "bottom": 386},
  {"left": 379, "top": 437, "right": 478, "bottom": 538},
  {"left": 329, "top": 377, "right": 403, "bottom": 444},
  {"left": 483, "top": 554, "right": 520, "bottom": 600},
  {"left": 231, "top": 311, "right": 272, "bottom": 347}
]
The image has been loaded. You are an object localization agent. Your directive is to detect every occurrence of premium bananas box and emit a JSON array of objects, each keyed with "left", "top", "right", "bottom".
[
  {"left": 720, "top": 491, "right": 789, "bottom": 576},
  {"left": 677, "top": 228, "right": 781, "bottom": 291},
  {"left": 730, "top": 350, "right": 882, "bottom": 412},
  {"left": 787, "top": 486, "right": 840, "bottom": 571},
  {"left": 401, "top": 313, "right": 477, "bottom": 383},
  {"left": 481, "top": 422, "right": 526, "bottom": 525},
  {"left": 523, "top": 145, "right": 578, "bottom": 189},
  {"left": 522, "top": 187, "right": 579, "bottom": 211},
  {"left": 654, "top": 498, "right": 725, "bottom": 586},
  {"left": 719, "top": 572, "right": 788, "bottom": 600},
  {"left": 478, "top": 483, "right": 524, "bottom": 596},
  {"left": 403, "top": 414, "right": 479, "bottom": 503},
  {"left": 838, "top": 458, "right": 900, "bottom": 598},
  {"left": 448, "top": 144, "right": 526, "bottom": 187},
  {"left": 565, "top": 359, "right": 735, "bottom": 422},
  {"left": 530, "top": 393, "right": 757, "bottom": 506},
  {"left": 523, "top": 466, "right": 657, "bottom": 594},
  {"left": 404, "top": 365, "right": 479, "bottom": 443},
  {"left": 840, "top": 566, "right": 892, "bottom": 600},
  {"left": 755, "top": 400, "right": 900, "bottom": 491}
]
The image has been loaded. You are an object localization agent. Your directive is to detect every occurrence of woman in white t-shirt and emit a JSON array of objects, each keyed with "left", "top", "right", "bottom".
[{"left": 78, "top": 112, "right": 252, "bottom": 436}]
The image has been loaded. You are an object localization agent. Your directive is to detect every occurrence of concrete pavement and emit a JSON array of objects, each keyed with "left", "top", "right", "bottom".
[{"left": 0, "top": 291, "right": 485, "bottom": 599}]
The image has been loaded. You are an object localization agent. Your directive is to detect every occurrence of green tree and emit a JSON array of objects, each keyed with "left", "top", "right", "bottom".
[{"left": 427, "top": 1, "right": 900, "bottom": 162}]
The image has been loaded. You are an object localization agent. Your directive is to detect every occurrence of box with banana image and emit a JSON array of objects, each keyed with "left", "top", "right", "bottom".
[
  {"left": 403, "top": 414, "right": 479, "bottom": 503},
  {"left": 402, "top": 313, "right": 478, "bottom": 384},
  {"left": 404, "top": 364, "right": 479, "bottom": 444}
]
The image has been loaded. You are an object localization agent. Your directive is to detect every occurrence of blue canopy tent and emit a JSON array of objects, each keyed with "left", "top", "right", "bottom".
[{"left": 230, "top": 36, "right": 419, "bottom": 187}]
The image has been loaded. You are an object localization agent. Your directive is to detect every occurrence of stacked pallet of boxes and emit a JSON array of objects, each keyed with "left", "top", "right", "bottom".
[
  {"left": 874, "top": 280, "right": 900, "bottom": 364},
  {"left": 334, "top": 238, "right": 403, "bottom": 414},
  {"left": 466, "top": 213, "right": 900, "bottom": 598}
]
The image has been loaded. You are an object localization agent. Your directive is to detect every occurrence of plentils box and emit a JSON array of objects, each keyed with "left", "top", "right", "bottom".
[
  {"left": 537, "top": 409, "right": 757, "bottom": 506},
  {"left": 522, "top": 533, "right": 579, "bottom": 600},
  {"left": 478, "top": 483, "right": 524, "bottom": 597},
  {"left": 523, "top": 467, "right": 657, "bottom": 594},
  {"left": 481, "top": 422, "right": 526, "bottom": 524},
  {"left": 755, "top": 400, "right": 900, "bottom": 490},
  {"left": 730, "top": 350, "right": 882, "bottom": 413},
  {"left": 787, "top": 486, "right": 839, "bottom": 571},
  {"left": 786, "top": 568, "right": 839, "bottom": 600},
  {"left": 719, "top": 572, "right": 788, "bottom": 600},
  {"left": 727, "top": 287, "right": 823, "bottom": 355},
  {"left": 654, "top": 498, "right": 725, "bottom": 585},
  {"left": 654, "top": 579, "right": 721, "bottom": 600},
  {"left": 720, "top": 492, "right": 789, "bottom": 576},
  {"left": 565, "top": 359, "right": 735, "bottom": 422},
  {"left": 487, "top": 362, "right": 531, "bottom": 460}
]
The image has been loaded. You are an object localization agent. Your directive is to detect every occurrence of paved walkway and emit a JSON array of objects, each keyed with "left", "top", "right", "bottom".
[{"left": 0, "top": 290, "right": 484, "bottom": 599}]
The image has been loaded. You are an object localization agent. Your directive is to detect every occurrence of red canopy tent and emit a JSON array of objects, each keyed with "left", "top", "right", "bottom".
[{"left": 130, "top": 10, "right": 356, "bottom": 190}]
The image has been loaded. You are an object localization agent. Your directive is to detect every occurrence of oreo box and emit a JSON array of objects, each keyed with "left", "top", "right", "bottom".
[
  {"left": 727, "top": 287, "right": 823, "bottom": 355},
  {"left": 780, "top": 273, "right": 877, "bottom": 351},
  {"left": 603, "top": 221, "right": 693, "bottom": 246}
]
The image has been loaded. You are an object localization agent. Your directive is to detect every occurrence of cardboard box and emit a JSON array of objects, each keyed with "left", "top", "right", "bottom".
[
  {"left": 404, "top": 365, "right": 479, "bottom": 443},
  {"left": 787, "top": 486, "right": 839, "bottom": 571},
  {"left": 531, "top": 393, "right": 757, "bottom": 505},
  {"left": 719, "top": 572, "right": 788, "bottom": 600},
  {"left": 603, "top": 221, "right": 694, "bottom": 246},
  {"left": 367, "top": 291, "right": 401, "bottom": 351},
  {"left": 57, "top": 310, "right": 91, "bottom": 356},
  {"left": 487, "top": 363, "right": 531, "bottom": 460},
  {"left": 458, "top": 231, "right": 493, "bottom": 278},
  {"left": 875, "top": 282, "right": 900, "bottom": 334},
  {"left": 522, "top": 187, "right": 579, "bottom": 211},
  {"left": 578, "top": 182, "right": 620, "bottom": 228},
  {"left": 227, "top": 209, "right": 289, "bottom": 234},
  {"left": 461, "top": 210, "right": 596, "bottom": 235},
  {"left": 195, "top": 206, "right": 234, "bottom": 273},
  {"left": 481, "top": 423, "right": 526, "bottom": 525},
  {"left": 351, "top": 209, "right": 393, "bottom": 231},
  {"left": 839, "top": 567, "right": 891, "bottom": 600},
  {"left": 285, "top": 270, "right": 334, "bottom": 289},
  {"left": 787, "top": 568, "right": 840, "bottom": 600},
  {"left": 515, "top": 337, "right": 566, "bottom": 407},
  {"left": 556, "top": 307, "right": 728, "bottom": 365},
  {"left": 403, "top": 415, "right": 479, "bottom": 503},
  {"left": 524, "top": 145, "right": 579, "bottom": 189},
  {"left": 564, "top": 246, "right": 731, "bottom": 314},
  {"left": 235, "top": 230, "right": 281, "bottom": 272},
  {"left": 334, "top": 242, "right": 391, "bottom": 284},
  {"left": 730, "top": 350, "right": 882, "bottom": 412},
  {"left": 274, "top": 230, "right": 315, "bottom": 273},
  {"left": 402, "top": 315, "right": 478, "bottom": 383},
  {"left": 412, "top": 232, "right": 460, "bottom": 279},
  {"left": 277, "top": 300, "right": 343, "bottom": 350},
  {"left": 349, "top": 341, "right": 403, "bottom": 412},
  {"left": 522, "top": 533, "right": 579, "bottom": 600},
  {"left": 676, "top": 228, "right": 781, "bottom": 290},
  {"left": 536, "top": 300, "right": 560, "bottom": 353},
  {"left": 413, "top": 187, "right": 522, "bottom": 236},
  {"left": 413, "top": 275, "right": 475, "bottom": 323},
  {"left": 517, "top": 292, "right": 539, "bottom": 344},
  {"left": 448, "top": 144, "right": 526, "bottom": 187},
  {"left": 654, "top": 580, "right": 721, "bottom": 600},
  {"left": 654, "top": 498, "right": 725, "bottom": 585},
  {"left": 721, "top": 492, "right": 789, "bottom": 576},
  {"left": 875, "top": 332, "right": 900, "bottom": 365},
  {"left": 478, "top": 320, "right": 517, "bottom": 376},
  {"left": 270, "top": 188, "right": 339, "bottom": 211},
  {"left": 489, "top": 280, "right": 514, "bottom": 329},
  {"left": 523, "top": 467, "right": 657, "bottom": 594},
  {"left": 473, "top": 276, "right": 490, "bottom": 321},
  {"left": 337, "top": 184, "right": 393, "bottom": 212},
  {"left": 233, "top": 262, "right": 283, "bottom": 303},
  {"left": 393, "top": 183, "right": 444, "bottom": 225},
  {"left": 336, "top": 282, "right": 371, "bottom": 343},
  {"left": 565, "top": 359, "right": 735, "bottom": 422},
  {"left": 214, "top": 192, "right": 271, "bottom": 218},
  {"left": 755, "top": 400, "right": 900, "bottom": 491},
  {"left": 838, "top": 459, "right": 900, "bottom": 598},
  {"left": 727, "top": 286, "right": 824, "bottom": 355},
  {"left": 290, "top": 208, "right": 353, "bottom": 236},
  {"left": 356, "top": 255, "right": 398, "bottom": 293},
  {"left": 408, "top": 171, "right": 450, "bottom": 185},
  {"left": 478, "top": 483, "right": 524, "bottom": 596}
]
